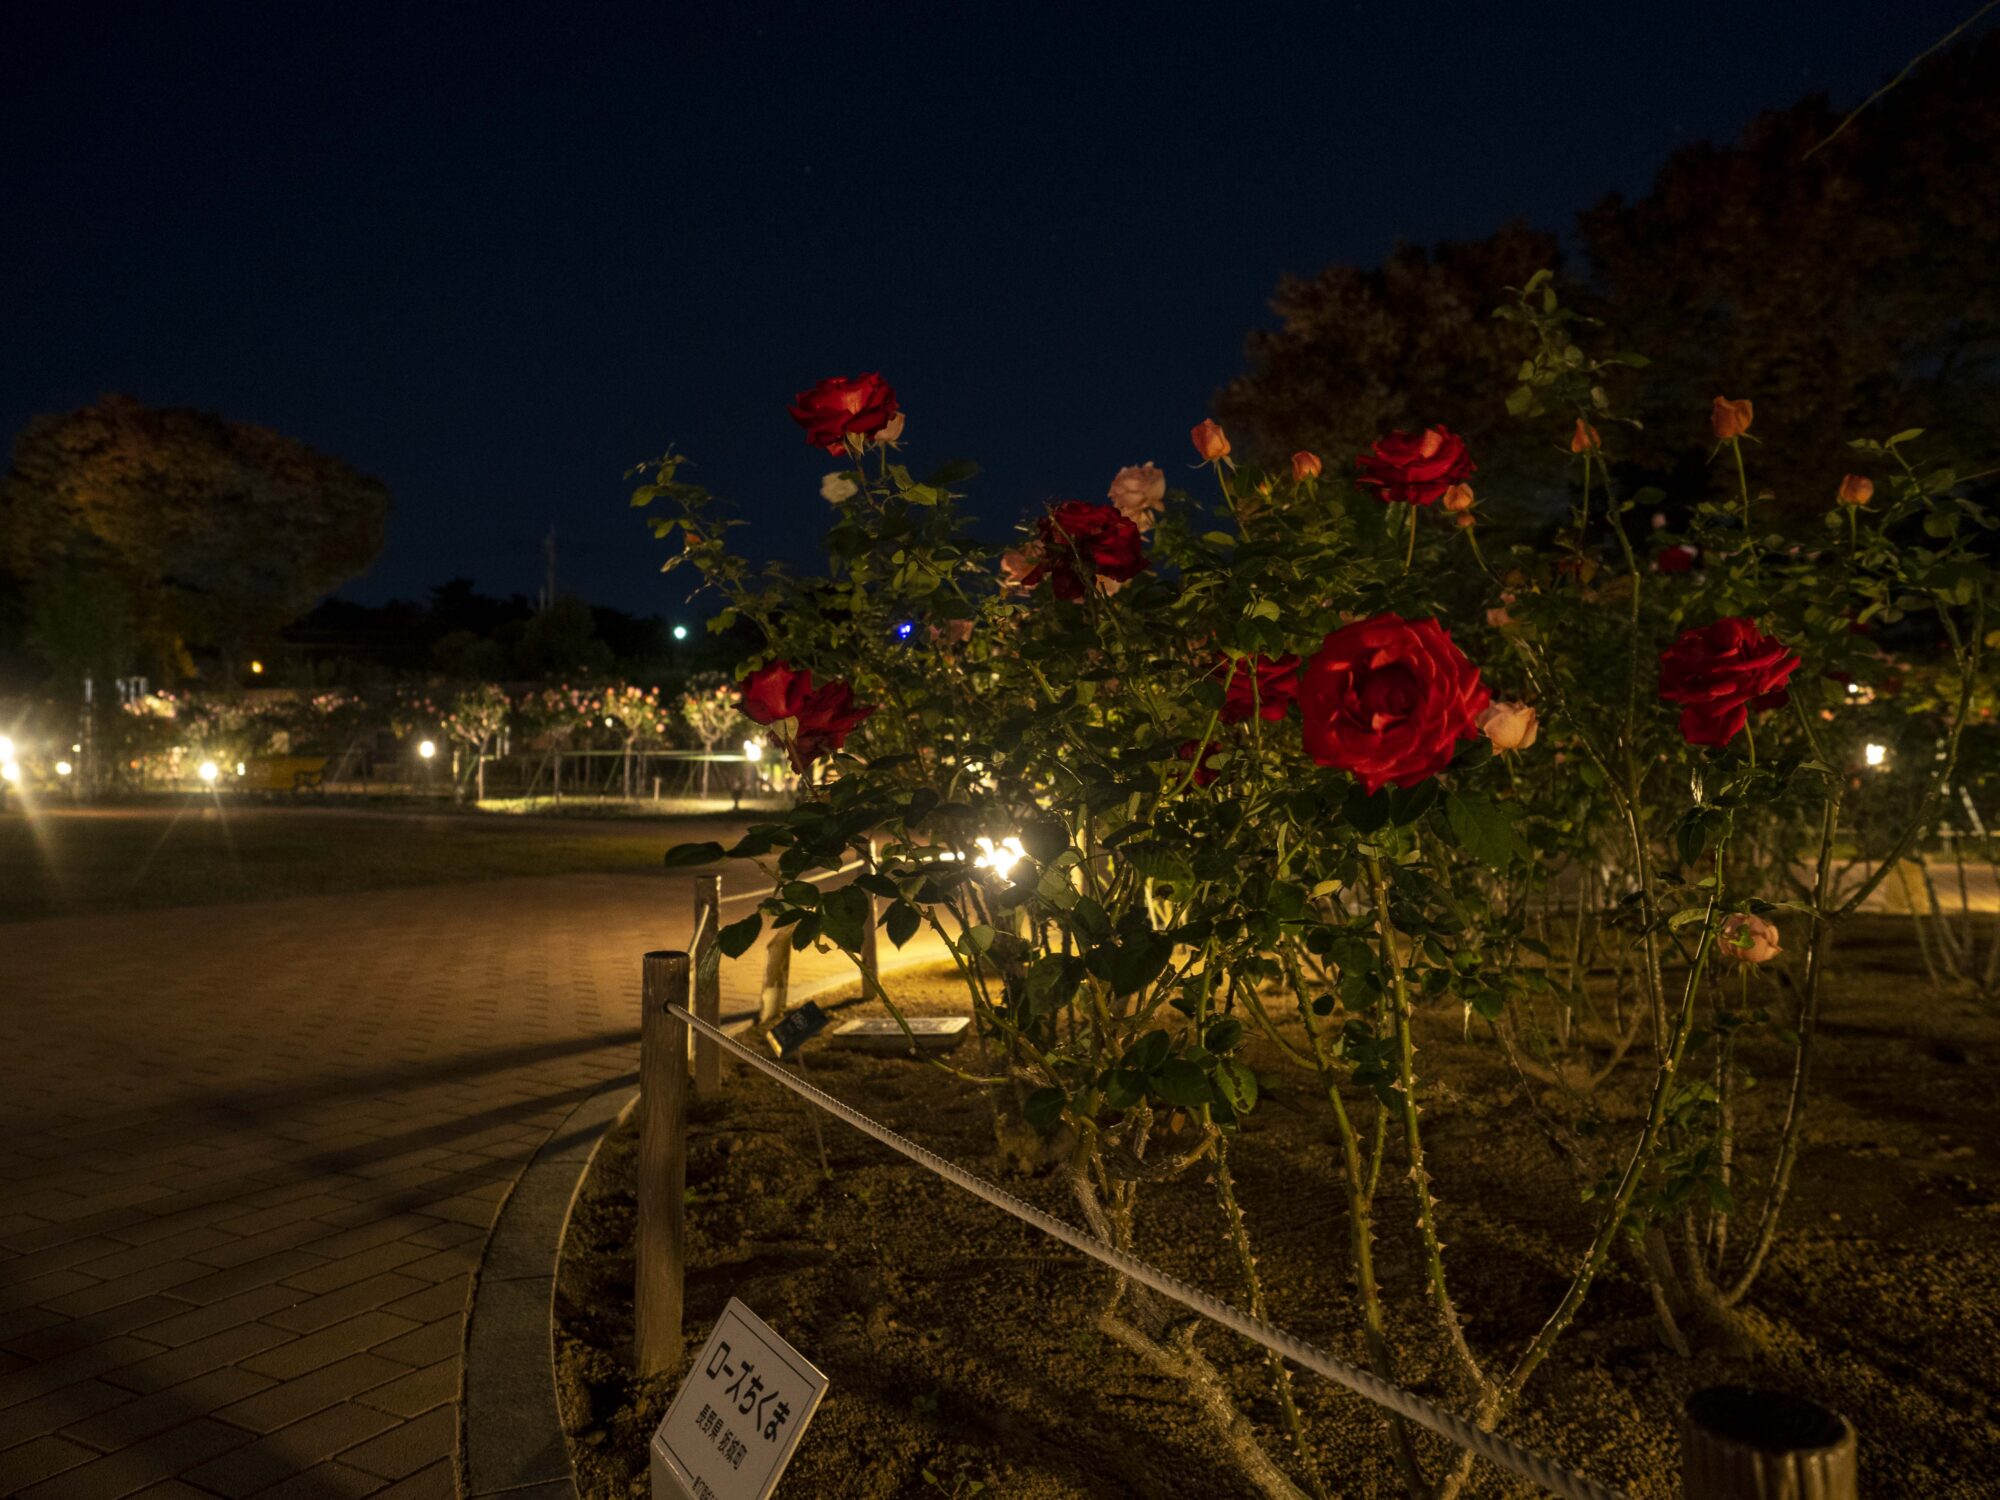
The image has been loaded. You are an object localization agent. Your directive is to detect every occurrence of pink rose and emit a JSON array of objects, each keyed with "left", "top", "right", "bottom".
[{"left": 1719, "top": 912, "right": 1781, "bottom": 963}]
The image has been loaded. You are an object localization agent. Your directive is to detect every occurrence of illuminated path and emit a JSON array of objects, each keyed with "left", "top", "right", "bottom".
[{"left": 0, "top": 857, "right": 887, "bottom": 1498}]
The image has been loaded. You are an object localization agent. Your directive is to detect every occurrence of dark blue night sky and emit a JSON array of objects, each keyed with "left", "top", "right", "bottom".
[{"left": 3, "top": 2, "right": 1988, "bottom": 617}]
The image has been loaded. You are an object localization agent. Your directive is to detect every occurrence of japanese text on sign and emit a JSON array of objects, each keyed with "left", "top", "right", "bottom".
[{"left": 652, "top": 1299, "right": 828, "bottom": 1500}]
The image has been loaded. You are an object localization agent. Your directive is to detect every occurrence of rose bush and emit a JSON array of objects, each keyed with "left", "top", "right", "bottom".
[{"left": 639, "top": 276, "right": 1993, "bottom": 1498}]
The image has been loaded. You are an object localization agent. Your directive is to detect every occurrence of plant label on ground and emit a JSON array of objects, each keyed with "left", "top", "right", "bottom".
[{"left": 651, "top": 1298, "right": 829, "bottom": 1500}]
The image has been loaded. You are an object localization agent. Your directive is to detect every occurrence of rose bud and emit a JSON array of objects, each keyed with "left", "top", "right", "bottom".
[
  {"left": 1711, "top": 396, "right": 1754, "bottom": 442},
  {"left": 1570, "top": 419, "right": 1601, "bottom": 453},
  {"left": 820, "top": 472, "right": 859, "bottom": 503},
  {"left": 1478, "top": 701, "right": 1539, "bottom": 752},
  {"left": 1719, "top": 912, "right": 1781, "bottom": 964},
  {"left": 1292, "top": 450, "right": 1323, "bottom": 482},
  {"left": 1441, "top": 483, "right": 1476, "bottom": 513},
  {"left": 1837, "top": 474, "right": 1874, "bottom": 507},
  {"left": 1455, "top": 513, "right": 1476, "bottom": 529},
  {"left": 1191, "top": 419, "right": 1232, "bottom": 463}
]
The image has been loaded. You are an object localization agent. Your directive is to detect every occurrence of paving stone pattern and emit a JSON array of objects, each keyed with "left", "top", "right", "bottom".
[{"left": 0, "top": 866, "right": 854, "bottom": 1498}]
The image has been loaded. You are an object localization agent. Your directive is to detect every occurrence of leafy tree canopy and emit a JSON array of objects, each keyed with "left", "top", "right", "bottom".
[
  {"left": 1220, "top": 34, "right": 2000, "bottom": 521},
  {"left": 0, "top": 394, "right": 389, "bottom": 679}
]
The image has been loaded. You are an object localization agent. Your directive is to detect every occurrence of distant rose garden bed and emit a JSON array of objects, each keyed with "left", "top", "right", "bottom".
[{"left": 576, "top": 278, "right": 1998, "bottom": 1497}]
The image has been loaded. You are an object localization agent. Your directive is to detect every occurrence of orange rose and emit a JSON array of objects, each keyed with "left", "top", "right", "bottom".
[
  {"left": 1711, "top": 397, "right": 1754, "bottom": 442},
  {"left": 1191, "top": 419, "right": 1231, "bottom": 463},
  {"left": 1836, "top": 474, "right": 1874, "bottom": 507},
  {"left": 1291, "top": 450, "right": 1322, "bottom": 481},
  {"left": 1570, "top": 418, "right": 1601, "bottom": 453}
]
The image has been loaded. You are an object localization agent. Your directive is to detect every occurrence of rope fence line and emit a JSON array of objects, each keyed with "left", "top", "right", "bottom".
[
  {"left": 714, "top": 858, "right": 866, "bottom": 908},
  {"left": 665, "top": 1000, "right": 1626, "bottom": 1500}
]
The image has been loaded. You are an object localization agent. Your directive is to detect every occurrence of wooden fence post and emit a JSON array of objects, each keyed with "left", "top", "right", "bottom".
[
  {"left": 1681, "top": 1386, "right": 1856, "bottom": 1499},
  {"left": 759, "top": 927, "right": 792, "bottom": 1024},
  {"left": 694, "top": 874, "right": 722, "bottom": 1095},
  {"left": 635, "top": 951, "right": 689, "bottom": 1377}
]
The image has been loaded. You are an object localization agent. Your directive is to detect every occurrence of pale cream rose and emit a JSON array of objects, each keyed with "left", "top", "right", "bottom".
[
  {"left": 1108, "top": 463, "right": 1167, "bottom": 531},
  {"left": 820, "top": 472, "right": 858, "bottom": 503},
  {"left": 999, "top": 547, "right": 1040, "bottom": 588},
  {"left": 1477, "top": 700, "right": 1539, "bottom": 752},
  {"left": 1719, "top": 912, "right": 1781, "bottom": 963},
  {"left": 874, "top": 411, "right": 907, "bottom": 445}
]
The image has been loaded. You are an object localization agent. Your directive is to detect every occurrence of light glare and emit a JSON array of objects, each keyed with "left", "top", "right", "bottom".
[
  {"left": 974, "top": 835, "right": 1028, "bottom": 881},
  {"left": 1864, "top": 742, "right": 1888, "bottom": 769},
  {"left": 198, "top": 760, "right": 220, "bottom": 785},
  {"left": 742, "top": 739, "right": 764, "bottom": 762},
  {"left": 55, "top": 761, "right": 72, "bottom": 776},
  {"left": 418, "top": 739, "right": 437, "bottom": 760}
]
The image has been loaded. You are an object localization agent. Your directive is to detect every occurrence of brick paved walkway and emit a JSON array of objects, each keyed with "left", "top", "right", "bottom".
[{"left": 0, "top": 865, "right": 866, "bottom": 1499}]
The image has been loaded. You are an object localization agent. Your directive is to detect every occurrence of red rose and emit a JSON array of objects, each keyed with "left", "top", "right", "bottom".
[
  {"left": 1657, "top": 543, "right": 1699, "bottom": 574},
  {"left": 1657, "top": 618, "right": 1800, "bottom": 747},
  {"left": 1177, "top": 739, "right": 1223, "bottom": 787},
  {"left": 740, "top": 659, "right": 810, "bottom": 724},
  {"left": 1356, "top": 426, "right": 1475, "bottom": 508},
  {"left": 739, "top": 659, "right": 877, "bottom": 771},
  {"left": 788, "top": 373, "right": 899, "bottom": 455},
  {"left": 1218, "top": 654, "right": 1300, "bottom": 724},
  {"left": 1299, "top": 615, "right": 1489, "bottom": 793},
  {"left": 1023, "top": 501, "right": 1147, "bottom": 601}
]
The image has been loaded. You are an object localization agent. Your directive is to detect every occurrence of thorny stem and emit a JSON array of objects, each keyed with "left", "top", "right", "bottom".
[
  {"left": 1212, "top": 1132, "right": 1329, "bottom": 1500},
  {"left": 1368, "top": 860, "right": 1493, "bottom": 1403}
]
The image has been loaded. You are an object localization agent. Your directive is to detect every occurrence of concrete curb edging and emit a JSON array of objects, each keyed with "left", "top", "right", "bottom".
[{"left": 461, "top": 1080, "right": 639, "bottom": 1499}]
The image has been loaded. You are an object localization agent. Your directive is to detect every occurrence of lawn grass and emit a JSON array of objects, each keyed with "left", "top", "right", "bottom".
[{"left": 0, "top": 802, "right": 745, "bottom": 921}]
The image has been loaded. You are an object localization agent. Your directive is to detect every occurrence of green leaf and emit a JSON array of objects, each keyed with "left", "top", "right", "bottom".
[
  {"left": 1444, "top": 793, "right": 1523, "bottom": 869},
  {"left": 884, "top": 901, "right": 922, "bottom": 949},
  {"left": 1203, "top": 1018, "right": 1244, "bottom": 1054},
  {"left": 1214, "top": 1058, "right": 1259, "bottom": 1114},
  {"left": 718, "top": 914, "right": 763, "bottom": 959},
  {"left": 1151, "top": 1059, "right": 1212, "bottom": 1108},
  {"left": 819, "top": 884, "right": 872, "bottom": 953},
  {"left": 663, "top": 841, "right": 725, "bottom": 869},
  {"left": 1120, "top": 843, "right": 1195, "bottom": 887},
  {"left": 1023, "top": 1087, "right": 1066, "bottom": 1131},
  {"left": 781, "top": 880, "right": 821, "bottom": 907},
  {"left": 1101, "top": 1068, "right": 1145, "bottom": 1110},
  {"left": 1020, "top": 818, "right": 1069, "bottom": 862},
  {"left": 958, "top": 924, "right": 997, "bottom": 957},
  {"left": 1127, "top": 1029, "right": 1171, "bottom": 1073}
]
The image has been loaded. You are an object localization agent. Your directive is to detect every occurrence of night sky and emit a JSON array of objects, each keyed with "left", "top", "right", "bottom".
[{"left": 4, "top": 2, "right": 1988, "bottom": 620}]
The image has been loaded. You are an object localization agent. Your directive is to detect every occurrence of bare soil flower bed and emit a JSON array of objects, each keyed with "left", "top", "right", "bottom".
[{"left": 557, "top": 932, "right": 2000, "bottom": 1498}]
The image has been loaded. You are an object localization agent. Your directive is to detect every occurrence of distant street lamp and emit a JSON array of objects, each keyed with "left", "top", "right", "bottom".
[
  {"left": 673, "top": 624, "right": 689, "bottom": 641},
  {"left": 55, "top": 761, "right": 73, "bottom": 777},
  {"left": 1864, "top": 742, "right": 1888, "bottom": 769},
  {"left": 198, "top": 760, "right": 220, "bottom": 786},
  {"left": 250, "top": 660, "right": 264, "bottom": 675},
  {"left": 742, "top": 738, "right": 763, "bottom": 762}
]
